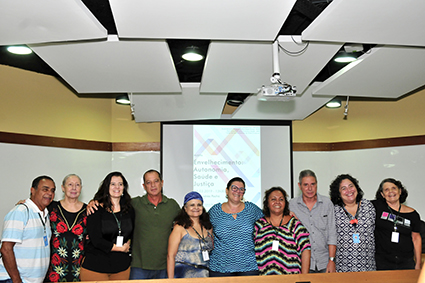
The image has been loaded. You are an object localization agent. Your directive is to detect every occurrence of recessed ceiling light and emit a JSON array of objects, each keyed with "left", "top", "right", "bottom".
[
  {"left": 7, "top": 46, "right": 32, "bottom": 55},
  {"left": 334, "top": 55, "right": 356, "bottom": 63},
  {"left": 116, "top": 94, "right": 131, "bottom": 105},
  {"left": 182, "top": 46, "right": 204, "bottom": 61},
  {"left": 326, "top": 98, "right": 342, "bottom": 108}
]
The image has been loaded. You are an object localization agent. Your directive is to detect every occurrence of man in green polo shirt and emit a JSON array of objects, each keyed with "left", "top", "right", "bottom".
[{"left": 129, "top": 169, "right": 180, "bottom": 279}]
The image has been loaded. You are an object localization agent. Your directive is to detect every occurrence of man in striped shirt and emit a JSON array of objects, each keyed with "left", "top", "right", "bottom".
[{"left": 0, "top": 176, "right": 56, "bottom": 283}]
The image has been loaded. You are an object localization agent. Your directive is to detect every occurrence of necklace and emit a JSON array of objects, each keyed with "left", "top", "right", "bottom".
[{"left": 58, "top": 204, "right": 85, "bottom": 230}]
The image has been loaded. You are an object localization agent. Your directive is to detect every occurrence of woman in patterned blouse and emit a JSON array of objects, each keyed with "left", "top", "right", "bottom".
[
  {"left": 208, "top": 177, "right": 263, "bottom": 277},
  {"left": 329, "top": 174, "right": 376, "bottom": 272},
  {"left": 46, "top": 174, "right": 87, "bottom": 282},
  {"left": 254, "top": 187, "right": 311, "bottom": 275}
]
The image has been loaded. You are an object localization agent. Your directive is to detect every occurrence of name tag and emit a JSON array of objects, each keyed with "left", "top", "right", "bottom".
[
  {"left": 43, "top": 235, "right": 48, "bottom": 246},
  {"left": 353, "top": 233, "right": 360, "bottom": 243},
  {"left": 272, "top": 240, "right": 279, "bottom": 251},
  {"left": 116, "top": 236, "right": 124, "bottom": 247},
  {"left": 391, "top": 231, "right": 399, "bottom": 243},
  {"left": 202, "top": 250, "right": 210, "bottom": 261}
]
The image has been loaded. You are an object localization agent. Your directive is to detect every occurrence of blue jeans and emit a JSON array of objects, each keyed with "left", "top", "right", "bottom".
[
  {"left": 129, "top": 267, "right": 167, "bottom": 279},
  {"left": 0, "top": 279, "right": 13, "bottom": 283}
]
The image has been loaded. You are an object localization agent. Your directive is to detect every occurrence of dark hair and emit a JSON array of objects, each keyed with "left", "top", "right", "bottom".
[
  {"left": 298, "top": 169, "right": 317, "bottom": 184},
  {"left": 94, "top": 172, "right": 133, "bottom": 213},
  {"left": 226, "top": 177, "right": 245, "bottom": 190},
  {"left": 173, "top": 205, "right": 212, "bottom": 230},
  {"left": 375, "top": 178, "right": 408, "bottom": 203},
  {"left": 32, "top": 175, "right": 55, "bottom": 189},
  {"left": 143, "top": 169, "right": 162, "bottom": 183},
  {"left": 262, "top": 186, "right": 290, "bottom": 217},
  {"left": 329, "top": 174, "right": 363, "bottom": 206}
]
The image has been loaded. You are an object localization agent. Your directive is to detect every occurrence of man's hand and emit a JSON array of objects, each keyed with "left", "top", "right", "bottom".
[
  {"left": 86, "top": 200, "right": 99, "bottom": 215},
  {"left": 326, "top": 260, "right": 336, "bottom": 273},
  {"left": 289, "top": 211, "right": 298, "bottom": 220},
  {"left": 15, "top": 200, "right": 25, "bottom": 206}
]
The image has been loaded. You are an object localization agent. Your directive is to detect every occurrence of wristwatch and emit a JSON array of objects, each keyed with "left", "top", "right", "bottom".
[{"left": 329, "top": 257, "right": 335, "bottom": 262}]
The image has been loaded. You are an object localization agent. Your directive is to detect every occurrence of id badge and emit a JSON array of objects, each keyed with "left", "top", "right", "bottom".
[
  {"left": 43, "top": 235, "right": 48, "bottom": 246},
  {"left": 116, "top": 235, "right": 124, "bottom": 247},
  {"left": 202, "top": 250, "right": 210, "bottom": 261},
  {"left": 272, "top": 240, "right": 279, "bottom": 251},
  {"left": 353, "top": 233, "right": 360, "bottom": 243},
  {"left": 391, "top": 231, "right": 399, "bottom": 243}
]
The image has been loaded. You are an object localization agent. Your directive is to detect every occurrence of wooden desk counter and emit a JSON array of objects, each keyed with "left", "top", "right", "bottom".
[{"left": 82, "top": 270, "right": 420, "bottom": 283}]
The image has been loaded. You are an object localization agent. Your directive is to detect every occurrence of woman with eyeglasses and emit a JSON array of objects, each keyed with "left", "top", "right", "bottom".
[{"left": 208, "top": 177, "right": 263, "bottom": 277}]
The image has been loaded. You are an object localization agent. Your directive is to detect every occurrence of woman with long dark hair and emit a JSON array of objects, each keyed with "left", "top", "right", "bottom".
[
  {"left": 80, "top": 172, "right": 135, "bottom": 281},
  {"left": 167, "top": 192, "right": 213, "bottom": 278}
]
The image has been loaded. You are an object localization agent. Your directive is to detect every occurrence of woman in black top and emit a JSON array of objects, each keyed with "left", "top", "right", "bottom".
[
  {"left": 81, "top": 172, "right": 135, "bottom": 281},
  {"left": 372, "top": 178, "right": 421, "bottom": 270}
]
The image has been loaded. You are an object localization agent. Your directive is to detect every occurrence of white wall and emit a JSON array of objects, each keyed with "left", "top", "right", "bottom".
[
  {"left": 1, "top": 142, "right": 424, "bottom": 234},
  {"left": 0, "top": 143, "right": 160, "bottom": 234}
]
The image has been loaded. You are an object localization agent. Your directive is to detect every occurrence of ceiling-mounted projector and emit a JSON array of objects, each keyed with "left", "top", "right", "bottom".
[
  {"left": 257, "top": 83, "right": 296, "bottom": 101},
  {"left": 257, "top": 40, "right": 297, "bottom": 102}
]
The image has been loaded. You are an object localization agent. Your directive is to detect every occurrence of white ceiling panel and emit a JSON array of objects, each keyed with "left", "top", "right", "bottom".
[
  {"left": 232, "top": 83, "right": 333, "bottom": 120},
  {"left": 0, "top": 0, "right": 106, "bottom": 45},
  {"left": 30, "top": 36, "right": 181, "bottom": 93},
  {"left": 200, "top": 42, "right": 271, "bottom": 93},
  {"left": 132, "top": 83, "right": 227, "bottom": 122},
  {"left": 302, "top": 0, "right": 425, "bottom": 47},
  {"left": 313, "top": 46, "right": 425, "bottom": 98},
  {"left": 110, "top": 0, "right": 296, "bottom": 41},
  {"left": 200, "top": 37, "right": 342, "bottom": 95},
  {"left": 277, "top": 36, "right": 343, "bottom": 95}
]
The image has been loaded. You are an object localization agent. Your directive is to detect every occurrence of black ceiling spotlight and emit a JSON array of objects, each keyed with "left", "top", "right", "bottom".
[{"left": 226, "top": 93, "right": 250, "bottom": 107}]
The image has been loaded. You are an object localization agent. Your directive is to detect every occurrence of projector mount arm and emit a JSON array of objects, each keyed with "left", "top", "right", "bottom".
[{"left": 270, "top": 40, "right": 296, "bottom": 95}]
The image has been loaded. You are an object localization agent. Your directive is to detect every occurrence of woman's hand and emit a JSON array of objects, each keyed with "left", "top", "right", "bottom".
[{"left": 111, "top": 240, "right": 131, "bottom": 253}]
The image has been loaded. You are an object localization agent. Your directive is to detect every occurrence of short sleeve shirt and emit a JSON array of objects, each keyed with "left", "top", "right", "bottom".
[
  {"left": 208, "top": 202, "right": 263, "bottom": 273},
  {"left": 0, "top": 199, "right": 51, "bottom": 283}
]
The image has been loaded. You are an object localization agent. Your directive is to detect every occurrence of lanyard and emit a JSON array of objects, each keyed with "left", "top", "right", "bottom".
[
  {"left": 387, "top": 204, "right": 401, "bottom": 231},
  {"left": 38, "top": 212, "right": 47, "bottom": 234},
  {"left": 267, "top": 216, "right": 283, "bottom": 228},
  {"left": 342, "top": 202, "right": 360, "bottom": 232},
  {"left": 192, "top": 226, "right": 208, "bottom": 251},
  {"left": 112, "top": 212, "right": 122, "bottom": 236}
]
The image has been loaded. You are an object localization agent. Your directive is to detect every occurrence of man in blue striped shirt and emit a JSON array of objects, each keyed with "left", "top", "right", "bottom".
[{"left": 0, "top": 176, "right": 56, "bottom": 283}]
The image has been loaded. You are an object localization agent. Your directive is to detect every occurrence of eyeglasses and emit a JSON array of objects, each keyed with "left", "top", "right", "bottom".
[{"left": 230, "top": 185, "right": 246, "bottom": 193}]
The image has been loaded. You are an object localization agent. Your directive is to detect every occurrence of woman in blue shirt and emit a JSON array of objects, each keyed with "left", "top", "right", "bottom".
[{"left": 208, "top": 177, "right": 263, "bottom": 277}]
